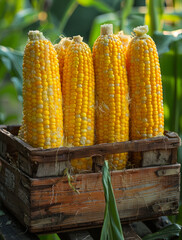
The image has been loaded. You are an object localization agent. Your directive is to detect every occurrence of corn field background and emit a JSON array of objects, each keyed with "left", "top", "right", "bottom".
[{"left": 0, "top": 0, "right": 182, "bottom": 239}]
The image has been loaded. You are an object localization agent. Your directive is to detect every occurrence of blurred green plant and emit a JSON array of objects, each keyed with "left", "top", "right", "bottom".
[
  {"left": 39, "top": 233, "right": 60, "bottom": 240},
  {"left": 0, "top": 0, "right": 182, "bottom": 239},
  {"left": 142, "top": 223, "right": 181, "bottom": 240},
  {"left": 0, "top": 0, "right": 39, "bottom": 124}
]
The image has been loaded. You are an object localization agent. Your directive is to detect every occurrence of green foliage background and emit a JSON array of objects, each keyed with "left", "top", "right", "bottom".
[
  {"left": 0, "top": 0, "right": 182, "bottom": 239},
  {"left": 1, "top": 0, "right": 181, "bottom": 162}
]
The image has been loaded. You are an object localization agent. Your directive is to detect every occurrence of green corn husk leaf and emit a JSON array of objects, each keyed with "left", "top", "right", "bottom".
[
  {"left": 100, "top": 160, "right": 124, "bottom": 240},
  {"left": 142, "top": 223, "right": 181, "bottom": 240}
]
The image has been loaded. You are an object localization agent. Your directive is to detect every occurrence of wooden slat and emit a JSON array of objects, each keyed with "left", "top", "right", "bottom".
[
  {"left": 0, "top": 125, "right": 181, "bottom": 177},
  {"left": 0, "top": 157, "right": 31, "bottom": 227},
  {"left": 0, "top": 157, "right": 180, "bottom": 234},
  {"left": 0, "top": 128, "right": 34, "bottom": 159},
  {"left": 29, "top": 164, "right": 180, "bottom": 233},
  {"left": 0, "top": 126, "right": 181, "bottom": 163},
  {"left": 29, "top": 133, "right": 180, "bottom": 162},
  {"left": 142, "top": 149, "right": 172, "bottom": 166}
]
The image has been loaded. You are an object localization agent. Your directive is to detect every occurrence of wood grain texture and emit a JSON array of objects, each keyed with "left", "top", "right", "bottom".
[
  {"left": 0, "top": 126, "right": 181, "bottom": 234},
  {"left": 0, "top": 125, "right": 181, "bottom": 177},
  {"left": 27, "top": 163, "right": 181, "bottom": 233},
  {"left": 0, "top": 158, "right": 179, "bottom": 233},
  {"left": 142, "top": 149, "right": 172, "bottom": 166},
  {"left": 0, "top": 157, "right": 31, "bottom": 227}
]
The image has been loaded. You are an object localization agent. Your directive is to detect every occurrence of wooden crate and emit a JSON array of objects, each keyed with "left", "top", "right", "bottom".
[
  {"left": 0, "top": 125, "right": 180, "bottom": 177},
  {"left": 0, "top": 125, "right": 181, "bottom": 234}
]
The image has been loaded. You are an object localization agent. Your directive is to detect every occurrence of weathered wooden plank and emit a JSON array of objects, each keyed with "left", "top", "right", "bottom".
[
  {"left": 0, "top": 127, "right": 180, "bottom": 163},
  {"left": 0, "top": 125, "right": 181, "bottom": 177},
  {"left": 0, "top": 125, "right": 181, "bottom": 234},
  {"left": 0, "top": 156, "right": 180, "bottom": 234},
  {"left": 0, "top": 157, "right": 31, "bottom": 227},
  {"left": 29, "top": 133, "right": 180, "bottom": 161},
  {"left": 0, "top": 129, "right": 34, "bottom": 160},
  {"left": 142, "top": 149, "right": 172, "bottom": 166},
  {"left": 29, "top": 164, "right": 180, "bottom": 233}
]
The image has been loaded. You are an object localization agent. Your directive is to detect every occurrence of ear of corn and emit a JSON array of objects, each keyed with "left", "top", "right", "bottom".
[
  {"left": 62, "top": 35, "right": 95, "bottom": 173},
  {"left": 54, "top": 37, "right": 72, "bottom": 84},
  {"left": 126, "top": 25, "right": 164, "bottom": 166},
  {"left": 117, "top": 31, "right": 131, "bottom": 55},
  {"left": 93, "top": 24, "right": 129, "bottom": 170},
  {"left": 21, "top": 30, "right": 63, "bottom": 149}
]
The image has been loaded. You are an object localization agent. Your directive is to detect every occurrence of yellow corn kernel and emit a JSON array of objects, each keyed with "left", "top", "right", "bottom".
[
  {"left": 20, "top": 30, "right": 63, "bottom": 149},
  {"left": 126, "top": 25, "right": 164, "bottom": 167},
  {"left": 117, "top": 31, "right": 131, "bottom": 55},
  {"left": 54, "top": 37, "right": 72, "bottom": 84},
  {"left": 93, "top": 24, "right": 129, "bottom": 170},
  {"left": 62, "top": 35, "right": 95, "bottom": 173}
]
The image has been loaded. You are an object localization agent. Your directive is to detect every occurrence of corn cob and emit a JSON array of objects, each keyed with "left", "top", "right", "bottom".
[
  {"left": 62, "top": 35, "right": 95, "bottom": 173},
  {"left": 126, "top": 25, "right": 164, "bottom": 166},
  {"left": 117, "top": 31, "right": 131, "bottom": 55},
  {"left": 93, "top": 24, "right": 129, "bottom": 170},
  {"left": 21, "top": 30, "right": 63, "bottom": 149},
  {"left": 54, "top": 37, "right": 72, "bottom": 84}
]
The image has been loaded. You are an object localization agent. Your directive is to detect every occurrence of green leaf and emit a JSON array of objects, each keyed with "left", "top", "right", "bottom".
[
  {"left": 0, "top": 45, "right": 23, "bottom": 79},
  {"left": 120, "top": 0, "right": 134, "bottom": 30},
  {"left": 1, "top": 56, "right": 11, "bottom": 71},
  {"left": 3, "top": 114, "right": 18, "bottom": 124},
  {"left": 91, "top": 0, "right": 113, "bottom": 13},
  {"left": 163, "top": 12, "right": 182, "bottom": 22},
  {"left": 39, "top": 233, "right": 61, "bottom": 240},
  {"left": 0, "top": 83, "right": 18, "bottom": 100},
  {"left": 153, "top": 32, "right": 182, "bottom": 55},
  {"left": 100, "top": 161, "right": 124, "bottom": 240},
  {"left": 8, "top": 9, "right": 38, "bottom": 29},
  {"left": 58, "top": 0, "right": 78, "bottom": 33},
  {"left": 125, "top": 14, "right": 144, "bottom": 34},
  {"left": 11, "top": 77, "right": 22, "bottom": 100},
  {"left": 77, "top": 0, "right": 94, "bottom": 6},
  {"left": 30, "top": 0, "right": 45, "bottom": 11},
  {"left": 142, "top": 224, "right": 181, "bottom": 240},
  {"left": 145, "top": 0, "right": 165, "bottom": 36},
  {"left": 77, "top": 0, "right": 113, "bottom": 13},
  {"left": 0, "top": 8, "right": 39, "bottom": 42}
]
